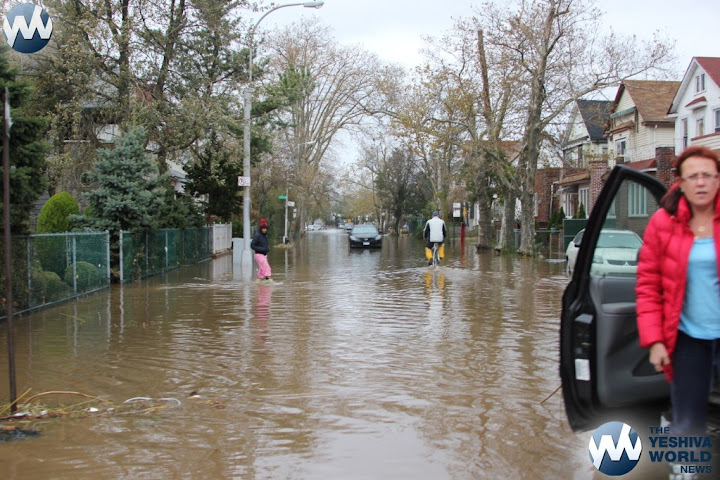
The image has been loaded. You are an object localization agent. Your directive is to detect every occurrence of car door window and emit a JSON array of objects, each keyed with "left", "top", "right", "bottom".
[{"left": 591, "top": 180, "right": 660, "bottom": 277}]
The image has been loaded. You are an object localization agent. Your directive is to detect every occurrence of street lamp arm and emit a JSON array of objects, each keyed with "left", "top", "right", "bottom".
[{"left": 247, "top": 1, "right": 324, "bottom": 83}]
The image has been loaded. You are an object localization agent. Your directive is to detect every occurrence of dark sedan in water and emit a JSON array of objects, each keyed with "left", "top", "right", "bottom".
[{"left": 348, "top": 224, "right": 382, "bottom": 248}]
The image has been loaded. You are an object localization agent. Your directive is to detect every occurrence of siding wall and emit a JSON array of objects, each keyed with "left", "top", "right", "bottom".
[{"left": 673, "top": 64, "right": 720, "bottom": 153}]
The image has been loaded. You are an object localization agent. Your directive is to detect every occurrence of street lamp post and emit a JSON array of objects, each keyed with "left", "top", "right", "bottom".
[{"left": 241, "top": 1, "right": 324, "bottom": 267}]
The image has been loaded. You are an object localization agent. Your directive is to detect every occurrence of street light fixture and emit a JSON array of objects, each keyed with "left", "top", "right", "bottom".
[{"left": 241, "top": 1, "right": 324, "bottom": 267}]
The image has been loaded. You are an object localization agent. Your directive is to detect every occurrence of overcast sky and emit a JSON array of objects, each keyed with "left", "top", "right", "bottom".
[
  {"left": 254, "top": 0, "right": 720, "bottom": 164},
  {"left": 262, "top": 0, "right": 720, "bottom": 76}
]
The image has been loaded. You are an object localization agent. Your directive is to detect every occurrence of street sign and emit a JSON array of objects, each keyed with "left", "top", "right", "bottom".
[
  {"left": 287, "top": 201, "right": 295, "bottom": 207},
  {"left": 237, "top": 176, "right": 251, "bottom": 187},
  {"left": 278, "top": 195, "right": 286, "bottom": 200}
]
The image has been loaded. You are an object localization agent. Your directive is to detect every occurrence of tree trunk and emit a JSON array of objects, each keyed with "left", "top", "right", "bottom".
[
  {"left": 518, "top": 124, "right": 542, "bottom": 256},
  {"left": 474, "top": 154, "right": 494, "bottom": 250},
  {"left": 499, "top": 185, "right": 517, "bottom": 253}
]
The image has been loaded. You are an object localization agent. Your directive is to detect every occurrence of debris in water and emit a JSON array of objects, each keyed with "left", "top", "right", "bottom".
[{"left": 0, "top": 425, "right": 40, "bottom": 442}]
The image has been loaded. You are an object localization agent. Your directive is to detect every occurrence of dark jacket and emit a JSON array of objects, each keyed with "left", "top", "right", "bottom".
[{"left": 250, "top": 230, "right": 270, "bottom": 255}]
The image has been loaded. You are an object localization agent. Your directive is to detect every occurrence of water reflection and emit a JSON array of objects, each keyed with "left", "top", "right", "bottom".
[{"left": 0, "top": 230, "right": 618, "bottom": 479}]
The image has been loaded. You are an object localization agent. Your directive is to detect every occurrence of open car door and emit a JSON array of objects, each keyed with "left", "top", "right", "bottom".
[{"left": 560, "top": 165, "right": 668, "bottom": 432}]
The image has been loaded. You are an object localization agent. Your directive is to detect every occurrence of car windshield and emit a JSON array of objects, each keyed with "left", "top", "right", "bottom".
[
  {"left": 597, "top": 231, "right": 642, "bottom": 249},
  {"left": 352, "top": 226, "right": 377, "bottom": 236}
]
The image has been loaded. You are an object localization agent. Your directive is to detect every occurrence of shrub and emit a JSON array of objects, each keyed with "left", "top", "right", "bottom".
[
  {"left": 64, "top": 261, "right": 102, "bottom": 292},
  {"left": 37, "top": 192, "right": 79, "bottom": 233},
  {"left": 34, "top": 235, "right": 68, "bottom": 277},
  {"left": 43, "top": 271, "right": 70, "bottom": 302},
  {"left": 29, "top": 268, "right": 46, "bottom": 307},
  {"left": 575, "top": 203, "right": 587, "bottom": 219}
]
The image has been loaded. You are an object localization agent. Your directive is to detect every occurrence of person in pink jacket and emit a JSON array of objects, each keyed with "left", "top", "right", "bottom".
[{"left": 636, "top": 145, "right": 720, "bottom": 435}]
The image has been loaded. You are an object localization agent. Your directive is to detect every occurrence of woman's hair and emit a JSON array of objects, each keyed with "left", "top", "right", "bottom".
[{"left": 659, "top": 145, "right": 720, "bottom": 214}]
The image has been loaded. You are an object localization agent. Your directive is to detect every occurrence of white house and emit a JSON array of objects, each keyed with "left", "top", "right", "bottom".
[
  {"left": 561, "top": 99, "right": 613, "bottom": 168},
  {"left": 606, "top": 80, "right": 680, "bottom": 166},
  {"left": 558, "top": 99, "right": 613, "bottom": 217},
  {"left": 668, "top": 57, "right": 720, "bottom": 155}
]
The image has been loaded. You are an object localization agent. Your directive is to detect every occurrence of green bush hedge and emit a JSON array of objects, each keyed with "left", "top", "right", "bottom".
[
  {"left": 43, "top": 271, "right": 70, "bottom": 302},
  {"left": 64, "top": 261, "right": 102, "bottom": 292},
  {"left": 37, "top": 192, "right": 79, "bottom": 233}
]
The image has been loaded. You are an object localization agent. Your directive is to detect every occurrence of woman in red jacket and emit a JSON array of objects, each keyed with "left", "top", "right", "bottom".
[{"left": 636, "top": 145, "right": 720, "bottom": 435}]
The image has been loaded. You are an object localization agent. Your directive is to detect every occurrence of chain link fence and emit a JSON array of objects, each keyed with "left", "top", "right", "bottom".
[
  {"left": 0, "top": 227, "right": 214, "bottom": 317},
  {"left": 0, "top": 231, "right": 111, "bottom": 318},
  {"left": 119, "top": 228, "right": 211, "bottom": 283}
]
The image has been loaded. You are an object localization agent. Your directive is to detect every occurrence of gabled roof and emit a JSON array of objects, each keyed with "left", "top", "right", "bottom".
[
  {"left": 669, "top": 57, "right": 720, "bottom": 114},
  {"left": 614, "top": 80, "right": 680, "bottom": 124},
  {"left": 695, "top": 57, "right": 720, "bottom": 87},
  {"left": 576, "top": 99, "right": 613, "bottom": 141}
]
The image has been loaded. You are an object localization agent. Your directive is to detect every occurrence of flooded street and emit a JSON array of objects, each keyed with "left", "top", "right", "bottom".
[{"left": 1, "top": 229, "right": 601, "bottom": 479}]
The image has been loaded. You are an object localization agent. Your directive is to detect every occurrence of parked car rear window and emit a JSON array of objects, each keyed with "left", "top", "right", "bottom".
[{"left": 352, "top": 226, "right": 377, "bottom": 235}]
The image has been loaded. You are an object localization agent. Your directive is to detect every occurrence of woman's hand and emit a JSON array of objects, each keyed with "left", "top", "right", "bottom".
[{"left": 649, "top": 342, "right": 670, "bottom": 372}]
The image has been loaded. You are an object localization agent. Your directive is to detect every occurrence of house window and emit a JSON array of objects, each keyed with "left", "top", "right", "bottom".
[
  {"left": 616, "top": 139, "right": 627, "bottom": 163},
  {"left": 697, "top": 117, "right": 705, "bottom": 137},
  {"left": 577, "top": 144, "right": 584, "bottom": 167},
  {"left": 715, "top": 109, "right": 720, "bottom": 133},
  {"left": 628, "top": 182, "right": 647, "bottom": 217},
  {"left": 578, "top": 187, "right": 589, "bottom": 217},
  {"left": 696, "top": 73, "right": 706, "bottom": 93},
  {"left": 682, "top": 118, "right": 688, "bottom": 148},
  {"left": 563, "top": 194, "right": 574, "bottom": 218},
  {"left": 607, "top": 199, "right": 616, "bottom": 219}
]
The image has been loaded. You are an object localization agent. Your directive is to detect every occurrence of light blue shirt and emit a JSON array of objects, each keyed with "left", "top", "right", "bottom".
[{"left": 680, "top": 237, "right": 720, "bottom": 339}]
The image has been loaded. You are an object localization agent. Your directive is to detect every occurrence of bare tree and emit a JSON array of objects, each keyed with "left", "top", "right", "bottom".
[
  {"left": 474, "top": 0, "right": 675, "bottom": 255},
  {"left": 264, "top": 18, "right": 395, "bottom": 237}
]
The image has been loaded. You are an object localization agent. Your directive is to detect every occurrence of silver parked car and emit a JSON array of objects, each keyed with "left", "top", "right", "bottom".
[{"left": 565, "top": 228, "right": 643, "bottom": 276}]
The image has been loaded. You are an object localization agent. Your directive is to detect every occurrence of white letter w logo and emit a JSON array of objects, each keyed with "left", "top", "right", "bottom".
[
  {"left": 3, "top": 5, "right": 53, "bottom": 47},
  {"left": 588, "top": 423, "right": 642, "bottom": 469}
]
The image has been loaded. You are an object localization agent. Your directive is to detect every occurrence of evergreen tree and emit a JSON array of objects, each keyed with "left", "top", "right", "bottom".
[
  {"left": 0, "top": 45, "right": 49, "bottom": 234},
  {"left": 72, "top": 127, "right": 167, "bottom": 235},
  {"left": 156, "top": 187, "right": 204, "bottom": 229},
  {"left": 185, "top": 132, "right": 242, "bottom": 223},
  {"left": 576, "top": 203, "right": 587, "bottom": 220}
]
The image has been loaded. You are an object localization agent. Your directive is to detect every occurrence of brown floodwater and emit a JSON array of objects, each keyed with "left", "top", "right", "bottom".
[{"left": 0, "top": 229, "right": 659, "bottom": 479}]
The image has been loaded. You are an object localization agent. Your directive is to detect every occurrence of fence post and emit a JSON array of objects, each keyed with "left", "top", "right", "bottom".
[
  {"left": 165, "top": 230, "right": 169, "bottom": 269},
  {"left": 105, "top": 231, "right": 111, "bottom": 284},
  {"left": 26, "top": 237, "right": 31, "bottom": 308},
  {"left": 119, "top": 231, "right": 124, "bottom": 284},
  {"left": 72, "top": 234, "right": 77, "bottom": 294}
]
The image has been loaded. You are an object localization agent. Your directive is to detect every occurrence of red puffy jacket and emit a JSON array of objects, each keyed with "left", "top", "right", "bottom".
[{"left": 636, "top": 185, "right": 720, "bottom": 381}]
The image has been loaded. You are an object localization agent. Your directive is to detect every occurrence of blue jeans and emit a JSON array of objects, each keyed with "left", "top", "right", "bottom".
[{"left": 670, "top": 331, "right": 720, "bottom": 434}]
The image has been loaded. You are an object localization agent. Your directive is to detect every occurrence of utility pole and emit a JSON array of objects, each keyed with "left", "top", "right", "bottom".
[{"left": 3, "top": 87, "right": 17, "bottom": 413}]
